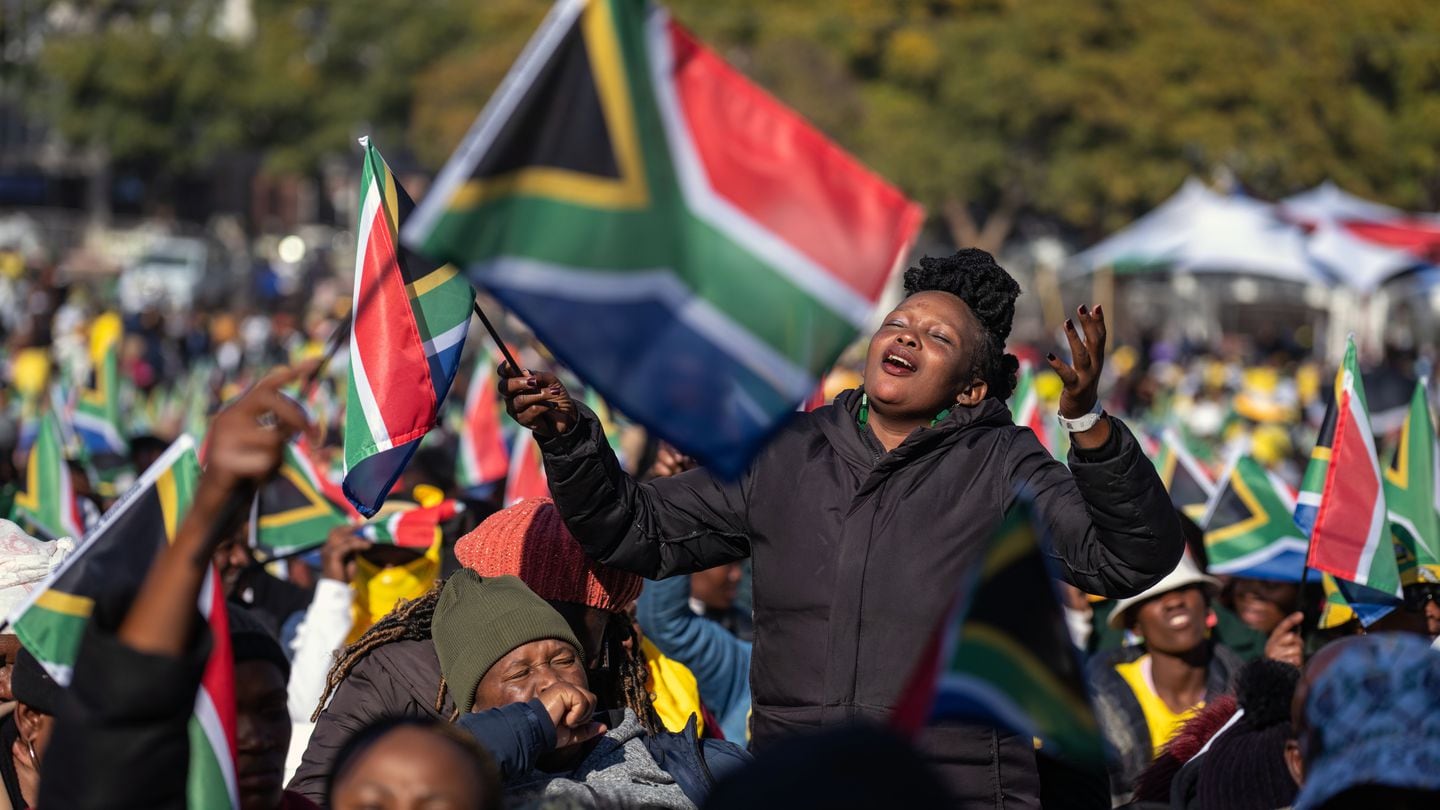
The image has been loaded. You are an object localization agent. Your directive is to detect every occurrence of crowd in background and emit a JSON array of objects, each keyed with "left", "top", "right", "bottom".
[{"left": 0, "top": 248, "right": 1436, "bottom": 810}]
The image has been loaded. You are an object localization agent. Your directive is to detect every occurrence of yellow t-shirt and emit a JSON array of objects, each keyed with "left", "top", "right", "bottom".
[
  {"left": 1114, "top": 654, "right": 1203, "bottom": 757},
  {"left": 641, "top": 636, "right": 705, "bottom": 737}
]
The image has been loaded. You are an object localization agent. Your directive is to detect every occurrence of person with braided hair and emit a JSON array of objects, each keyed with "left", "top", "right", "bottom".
[
  {"left": 499, "top": 248, "right": 1183, "bottom": 808},
  {"left": 288, "top": 501, "right": 669, "bottom": 805}
]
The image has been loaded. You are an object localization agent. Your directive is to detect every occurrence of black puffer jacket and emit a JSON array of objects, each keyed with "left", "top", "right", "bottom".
[{"left": 538, "top": 389, "right": 1182, "bottom": 808}]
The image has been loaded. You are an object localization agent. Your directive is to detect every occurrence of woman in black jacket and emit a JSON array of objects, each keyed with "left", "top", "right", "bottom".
[{"left": 499, "top": 249, "right": 1183, "bottom": 807}]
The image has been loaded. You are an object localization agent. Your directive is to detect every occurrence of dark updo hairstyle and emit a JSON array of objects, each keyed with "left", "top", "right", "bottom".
[{"left": 901, "top": 248, "right": 1021, "bottom": 401}]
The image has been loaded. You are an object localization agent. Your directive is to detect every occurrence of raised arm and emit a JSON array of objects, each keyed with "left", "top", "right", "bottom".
[
  {"left": 635, "top": 574, "right": 752, "bottom": 733},
  {"left": 498, "top": 365, "right": 752, "bottom": 579},
  {"left": 1024, "top": 304, "right": 1182, "bottom": 597}
]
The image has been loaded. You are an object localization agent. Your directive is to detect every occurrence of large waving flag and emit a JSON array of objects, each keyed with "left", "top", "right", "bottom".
[
  {"left": 12, "top": 410, "right": 86, "bottom": 541},
  {"left": 343, "top": 138, "right": 476, "bottom": 516},
  {"left": 1201, "top": 453, "right": 1308, "bottom": 581},
  {"left": 1385, "top": 380, "right": 1440, "bottom": 586},
  {"left": 891, "top": 498, "right": 1104, "bottom": 766},
  {"left": 1296, "top": 338, "right": 1398, "bottom": 600},
  {"left": 402, "top": 0, "right": 923, "bottom": 476},
  {"left": 252, "top": 438, "right": 357, "bottom": 560},
  {"left": 455, "top": 353, "right": 511, "bottom": 490},
  {"left": 1149, "top": 429, "right": 1217, "bottom": 521},
  {"left": 73, "top": 313, "right": 128, "bottom": 458},
  {"left": 9, "top": 437, "right": 239, "bottom": 808}
]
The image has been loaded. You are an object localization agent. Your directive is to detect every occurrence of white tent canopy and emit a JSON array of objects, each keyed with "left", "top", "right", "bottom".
[
  {"left": 1070, "top": 178, "right": 1328, "bottom": 285},
  {"left": 1303, "top": 220, "right": 1423, "bottom": 293},
  {"left": 1279, "top": 181, "right": 1407, "bottom": 224}
]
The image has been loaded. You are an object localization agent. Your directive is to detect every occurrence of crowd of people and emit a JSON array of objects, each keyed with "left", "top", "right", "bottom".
[{"left": 0, "top": 247, "right": 1436, "bottom": 809}]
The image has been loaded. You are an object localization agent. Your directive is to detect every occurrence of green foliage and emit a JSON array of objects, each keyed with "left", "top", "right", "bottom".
[{"left": 31, "top": 0, "right": 1440, "bottom": 243}]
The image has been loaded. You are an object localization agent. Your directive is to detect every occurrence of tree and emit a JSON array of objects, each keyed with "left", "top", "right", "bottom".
[{"left": 31, "top": 0, "right": 1440, "bottom": 244}]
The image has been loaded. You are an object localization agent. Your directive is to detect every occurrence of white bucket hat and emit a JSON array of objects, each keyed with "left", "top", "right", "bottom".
[
  {"left": 1106, "top": 553, "right": 1220, "bottom": 629},
  {"left": 0, "top": 519, "right": 74, "bottom": 621}
]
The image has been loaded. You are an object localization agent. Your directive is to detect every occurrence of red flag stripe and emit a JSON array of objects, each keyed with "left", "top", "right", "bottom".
[
  {"left": 1309, "top": 387, "right": 1384, "bottom": 578},
  {"left": 659, "top": 15, "right": 923, "bottom": 318},
  {"left": 350, "top": 182, "right": 438, "bottom": 448}
]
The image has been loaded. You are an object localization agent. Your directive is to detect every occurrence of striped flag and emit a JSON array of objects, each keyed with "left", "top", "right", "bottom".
[
  {"left": 1201, "top": 453, "right": 1308, "bottom": 581},
  {"left": 1011, "top": 363, "right": 1052, "bottom": 454},
  {"left": 1317, "top": 572, "right": 1357, "bottom": 630},
  {"left": 251, "top": 438, "right": 357, "bottom": 559},
  {"left": 358, "top": 499, "right": 466, "bottom": 548},
  {"left": 891, "top": 497, "right": 1104, "bottom": 766},
  {"left": 402, "top": 0, "right": 923, "bottom": 477},
  {"left": 73, "top": 315, "right": 128, "bottom": 458},
  {"left": 504, "top": 430, "right": 550, "bottom": 507},
  {"left": 455, "top": 353, "right": 511, "bottom": 490},
  {"left": 1149, "top": 429, "right": 1217, "bottom": 522},
  {"left": 12, "top": 410, "right": 85, "bottom": 541},
  {"left": 1385, "top": 380, "right": 1440, "bottom": 585},
  {"left": 343, "top": 137, "right": 476, "bottom": 517},
  {"left": 8, "top": 437, "right": 239, "bottom": 808},
  {"left": 1296, "top": 337, "right": 1399, "bottom": 599}
]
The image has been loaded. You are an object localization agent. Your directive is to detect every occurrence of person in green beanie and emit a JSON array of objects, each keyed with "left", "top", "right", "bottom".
[{"left": 435, "top": 571, "right": 749, "bottom": 809}]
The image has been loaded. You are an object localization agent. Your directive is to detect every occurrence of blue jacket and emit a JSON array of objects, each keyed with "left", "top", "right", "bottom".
[
  {"left": 637, "top": 574, "right": 753, "bottom": 744},
  {"left": 458, "top": 700, "right": 748, "bottom": 806}
]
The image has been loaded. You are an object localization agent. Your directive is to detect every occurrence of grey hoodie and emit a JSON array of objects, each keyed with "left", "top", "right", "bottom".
[{"left": 506, "top": 709, "right": 695, "bottom": 809}]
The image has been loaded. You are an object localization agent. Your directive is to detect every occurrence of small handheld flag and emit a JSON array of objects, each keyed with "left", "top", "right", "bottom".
[
  {"left": 1149, "top": 429, "right": 1217, "bottom": 522},
  {"left": 1296, "top": 337, "right": 1399, "bottom": 600},
  {"left": 12, "top": 410, "right": 86, "bottom": 541},
  {"left": 343, "top": 138, "right": 476, "bottom": 516},
  {"left": 1384, "top": 380, "right": 1440, "bottom": 585},
  {"left": 251, "top": 438, "right": 356, "bottom": 560},
  {"left": 504, "top": 430, "right": 550, "bottom": 507},
  {"left": 1011, "top": 363, "right": 1053, "bottom": 454},
  {"left": 455, "top": 352, "right": 511, "bottom": 490},
  {"left": 1201, "top": 453, "right": 1308, "bottom": 581},
  {"left": 358, "top": 499, "right": 466, "bottom": 548},
  {"left": 72, "top": 315, "right": 128, "bottom": 458}
]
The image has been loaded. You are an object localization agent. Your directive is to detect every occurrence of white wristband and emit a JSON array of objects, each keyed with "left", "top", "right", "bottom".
[{"left": 1057, "top": 401, "right": 1104, "bottom": 433}]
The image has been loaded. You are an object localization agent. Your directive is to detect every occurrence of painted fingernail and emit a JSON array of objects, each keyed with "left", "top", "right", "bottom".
[
  {"left": 1065, "top": 319, "right": 1075, "bottom": 330},
  {"left": 1046, "top": 353, "right": 1057, "bottom": 362},
  {"left": 1094, "top": 304, "right": 1103, "bottom": 316},
  {"left": 1079, "top": 304, "right": 1089, "bottom": 315}
]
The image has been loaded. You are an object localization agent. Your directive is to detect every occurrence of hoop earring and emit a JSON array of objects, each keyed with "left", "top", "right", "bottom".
[{"left": 25, "top": 738, "right": 36, "bottom": 768}]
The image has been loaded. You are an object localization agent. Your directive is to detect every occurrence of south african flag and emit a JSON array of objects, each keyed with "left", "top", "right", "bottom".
[
  {"left": 403, "top": 0, "right": 923, "bottom": 476},
  {"left": 343, "top": 138, "right": 475, "bottom": 516}
]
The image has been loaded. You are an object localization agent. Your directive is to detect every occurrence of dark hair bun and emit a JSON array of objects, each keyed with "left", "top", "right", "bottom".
[
  {"left": 902, "top": 248, "right": 1020, "bottom": 343},
  {"left": 1236, "top": 659, "right": 1300, "bottom": 729},
  {"left": 902, "top": 249, "right": 1022, "bottom": 401}
]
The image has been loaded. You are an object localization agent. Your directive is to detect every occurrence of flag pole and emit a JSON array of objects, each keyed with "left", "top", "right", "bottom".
[
  {"left": 472, "top": 300, "right": 523, "bottom": 374},
  {"left": 301, "top": 313, "right": 352, "bottom": 397}
]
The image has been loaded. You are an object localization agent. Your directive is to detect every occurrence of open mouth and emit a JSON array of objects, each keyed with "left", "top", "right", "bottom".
[
  {"left": 1166, "top": 613, "right": 1192, "bottom": 630},
  {"left": 882, "top": 352, "right": 918, "bottom": 376}
]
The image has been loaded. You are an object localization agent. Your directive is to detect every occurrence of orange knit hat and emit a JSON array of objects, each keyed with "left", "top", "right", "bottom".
[{"left": 455, "top": 498, "right": 642, "bottom": 614}]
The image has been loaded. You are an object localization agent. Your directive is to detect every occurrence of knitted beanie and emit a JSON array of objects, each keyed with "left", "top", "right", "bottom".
[
  {"left": 455, "top": 498, "right": 642, "bottom": 614},
  {"left": 432, "top": 571, "right": 584, "bottom": 714},
  {"left": 1196, "top": 659, "right": 1300, "bottom": 810}
]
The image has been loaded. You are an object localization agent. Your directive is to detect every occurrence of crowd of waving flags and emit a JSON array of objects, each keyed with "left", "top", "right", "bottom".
[{"left": 6, "top": 0, "right": 1440, "bottom": 791}]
